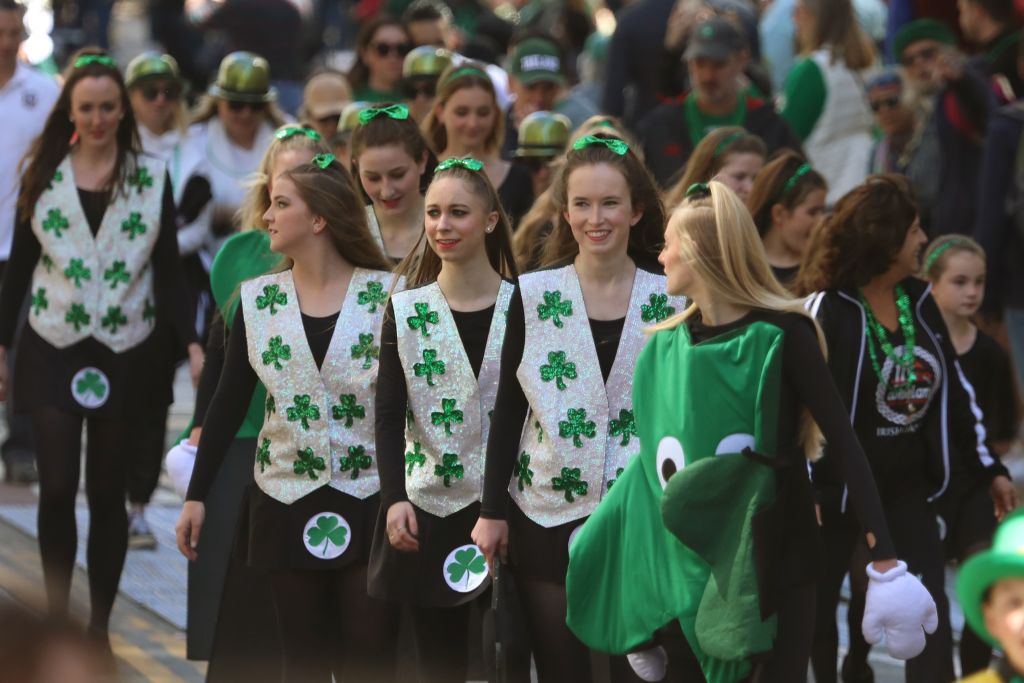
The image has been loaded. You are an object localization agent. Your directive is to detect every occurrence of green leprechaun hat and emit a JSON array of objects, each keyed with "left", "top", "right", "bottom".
[
  {"left": 403, "top": 46, "right": 453, "bottom": 79},
  {"left": 515, "top": 111, "right": 571, "bottom": 158},
  {"left": 125, "top": 51, "right": 183, "bottom": 89},
  {"left": 208, "top": 51, "right": 277, "bottom": 103},
  {"left": 957, "top": 508, "right": 1024, "bottom": 646}
]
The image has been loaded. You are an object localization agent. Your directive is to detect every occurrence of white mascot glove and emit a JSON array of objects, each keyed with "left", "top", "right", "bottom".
[
  {"left": 862, "top": 560, "right": 938, "bottom": 659},
  {"left": 165, "top": 440, "right": 197, "bottom": 499}
]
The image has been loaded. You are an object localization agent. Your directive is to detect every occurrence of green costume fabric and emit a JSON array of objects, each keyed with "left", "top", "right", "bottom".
[
  {"left": 566, "top": 319, "right": 786, "bottom": 683},
  {"left": 780, "top": 58, "right": 827, "bottom": 141}
]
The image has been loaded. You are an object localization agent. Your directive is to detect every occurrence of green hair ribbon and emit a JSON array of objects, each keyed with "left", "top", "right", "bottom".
[
  {"left": 572, "top": 135, "right": 629, "bottom": 156},
  {"left": 358, "top": 103, "right": 410, "bottom": 124},
  {"left": 783, "top": 163, "right": 812, "bottom": 194},
  {"left": 686, "top": 183, "right": 710, "bottom": 199},
  {"left": 275, "top": 126, "right": 322, "bottom": 142},
  {"left": 441, "top": 66, "right": 489, "bottom": 87},
  {"left": 313, "top": 153, "right": 336, "bottom": 169},
  {"left": 74, "top": 55, "right": 116, "bottom": 69},
  {"left": 712, "top": 131, "right": 743, "bottom": 158},
  {"left": 436, "top": 157, "right": 484, "bottom": 172},
  {"left": 923, "top": 238, "right": 968, "bottom": 273}
]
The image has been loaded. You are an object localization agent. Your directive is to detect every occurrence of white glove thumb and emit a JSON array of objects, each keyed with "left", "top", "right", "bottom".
[
  {"left": 166, "top": 440, "right": 197, "bottom": 499},
  {"left": 863, "top": 560, "right": 936, "bottom": 660}
]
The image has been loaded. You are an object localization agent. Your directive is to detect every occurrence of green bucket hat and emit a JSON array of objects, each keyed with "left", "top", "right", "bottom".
[
  {"left": 125, "top": 51, "right": 182, "bottom": 89},
  {"left": 515, "top": 111, "right": 571, "bottom": 158},
  {"left": 403, "top": 46, "right": 453, "bottom": 79},
  {"left": 893, "top": 19, "right": 956, "bottom": 60},
  {"left": 957, "top": 509, "right": 1024, "bottom": 647},
  {"left": 208, "top": 51, "right": 277, "bottom": 103}
]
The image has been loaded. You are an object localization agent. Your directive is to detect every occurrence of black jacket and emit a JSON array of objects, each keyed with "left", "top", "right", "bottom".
[{"left": 806, "top": 278, "right": 1007, "bottom": 511}]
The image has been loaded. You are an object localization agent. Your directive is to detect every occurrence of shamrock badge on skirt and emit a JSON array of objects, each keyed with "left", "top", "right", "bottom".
[
  {"left": 443, "top": 544, "right": 488, "bottom": 593},
  {"left": 70, "top": 367, "right": 110, "bottom": 409},
  {"left": 302, "top": 512, "right": 351, "bottom": 559}
]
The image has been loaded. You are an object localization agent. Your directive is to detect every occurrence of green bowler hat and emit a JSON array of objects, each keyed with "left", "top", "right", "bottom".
[
  {"left": 515, "top": 111, "right": 571, "bottom": 158},
  {"left": 125, "top": 51, "right": 182, "bottom": 89},
  {"left": 338, "top": 101, "right": 373, "bottom": 136},
  {"left": 208, "top": 51, "right": 277, "bottom": 103},
  {"left": 957, "top": 508, "right": 1024, "bottom": 647},
  {"left": 403, "top": 46, "right": 453, "bottom": 79}
]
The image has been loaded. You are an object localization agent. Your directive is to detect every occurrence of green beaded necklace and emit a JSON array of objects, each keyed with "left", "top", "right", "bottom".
[{"left": 858, "top": 285, "right": 918, "bottom": 388}]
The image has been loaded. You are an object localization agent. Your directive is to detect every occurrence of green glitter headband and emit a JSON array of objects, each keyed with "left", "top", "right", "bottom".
[
  {"left": 313, "top": 153, "right": 336, "bottom": 169},
  {"left": 436, "top": 157, "right": 484, "bottom": 172},
  {"left": 275, "top": 126, "right": 322, "bottom": 142},
  {"left": 713, "top": 131, "right": 743, "bottom": 158},
  {"left": 441, "top": 66, "right": 489, "bottom": 88},
  {"left": 686, "top": 182, "right": 710, "bottom": 199},
  {"left": 572, "top": 135, "right": 629, "bottom": 155},
  {"left": 924, "top": 238, "right": 969, "bottom": 273},
  {"left": 358, "top": 103, "right": 410, "bottom": 124},
  {"left": 783, "top": 163, "right": 812, "bottom": 194},
  {"left": 74, "top": 55, "right": 116, "bottom": 69}
]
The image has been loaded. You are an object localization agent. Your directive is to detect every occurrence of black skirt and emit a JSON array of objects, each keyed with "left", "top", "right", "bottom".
[
  {"left": 507, "top": 500, "right": 586, "bottom": 584},
  {"left": 238, "top": 484, "right": 380, "bottom": 571},
  {"left": 367, "top": 501, "right": 491, "bottom": 607}
]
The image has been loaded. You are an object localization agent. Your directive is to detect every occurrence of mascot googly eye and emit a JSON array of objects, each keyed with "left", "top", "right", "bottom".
[
  {"left": 656, "top": 436, "right": 685, "bottom": 489},
  {"left": 714, "top": 433, "right": 756, "bottom": 456}
]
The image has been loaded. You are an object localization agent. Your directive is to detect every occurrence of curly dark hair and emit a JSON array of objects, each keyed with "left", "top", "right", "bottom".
[{"left": 793, "top": 174, "right": 918, "bottom": 295}]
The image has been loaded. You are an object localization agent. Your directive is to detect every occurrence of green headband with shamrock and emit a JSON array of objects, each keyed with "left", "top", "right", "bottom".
[
  {"left": 275, "top": 126, "right": 322, "bottom": 142},
  {"left": 924, "top": 238, "right": 969, "bottom": 273},
  {"left": 313, "top": 153, "right": 336, "bottom": 169},
  {"left": 436, "top": 157, "right": 484, "bottom": 172},
  {"left": 783, "top": 163, "right": 812, "bottom": 194},
  {"left": 74, "top": 55, "right": 117, "bottom": 69},
  {"left": 713, "top": 131, "right": 743, "bottom": 158},
  {"left": 358, "top": 103, "right": 410, "bottom": 125},
  {"left": 572, "top": 135, "right": 629, "bottom": 156}
]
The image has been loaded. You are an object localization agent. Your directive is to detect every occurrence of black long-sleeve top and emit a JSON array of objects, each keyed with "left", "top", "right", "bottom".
[
  {"left": 185, "top": 305, "right": 338, "bottom": 502},
  {"left": 192, "top": 310, "right": 226, "bottom": 428}
]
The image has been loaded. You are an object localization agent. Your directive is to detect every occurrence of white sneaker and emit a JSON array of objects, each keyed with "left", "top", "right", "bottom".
[
  {"left": 128, "top": 510, "right": 157, "bottom": 550},
  {"left": 626, "top": 646, "right": 667, "bottom": 682}
]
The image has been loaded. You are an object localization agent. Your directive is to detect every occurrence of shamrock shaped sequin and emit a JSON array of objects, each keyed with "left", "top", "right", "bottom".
[
  {"left": 537, "top": 290, "right": 572, "bottom": 328},
  {"left": 407, "top": 302, "right": 439, "bottom": 337},
  {"left": 42, "top": 209, "right": 68, "bottom": 238},
  {"left": 431, "top": 398, "right": 463, "bottom": 436},
  {"left": 143, "top": 298, "right": 156, "bottom": 325},
  {"left": 103, "top": 261, "right": 130, "bottom": 290},
  {"left": 607, "top": 466, "right": 625, "bottom": 490},
  {"left": 47, "top": 170, "right": 63, "bottom": 190},
  {"left": 306, "top": 515, "right": 348, "bottom": 557},
  {"left": 121, "top": 212, "right": 147, "bottom": 240},
  {"left": 128, "top": 166, "right": 154, "bottom": 194},
  {"left": 552, "top": 467, "right": 588, "bottom": 502},
  {"left": 559, "top": 408, "right": 596, "bottom": 448},
  {"left": 514, "top": 452, "right": 533, "bottom": 491},
  {"left": 350, "top": 333, "right": 379, "bottom": 370},
  {"left": 405, "top": 442, "right": 425, "bottom": 475},
  {"left": 331, "top": 394, "right": 365, "bottom": 427},
  {"left": 540, "top": 351, "right": 577, "bottom": 391},
  {"left": 255, "top": 284, "right": 287, "bottom": 314},
  {"left": 293, "top": 447, "right": 325, "bottom": 479},
  {"left": 65, "top": 303, "right": 91, "bottom": 331},
  {"left": 286, "top": 394, "right": 321, "bottom": 431},
  {"left": 414, "top": 349, "right": 445, "bottom": 386},
  {"left": 357, "top": 281, "right": 388, "bottom": 312},
  {"left": 640, "top": 293, "right": 675, "bottom": 323},
  {"left": 265, "top": 395, "right": 276, "bottom": 418},
  {"left": 339, "top": 445, "right": 372, "bottom": 480},
  {"left": 100, "top": 306, "right": 127, "bottom": 334},
  {"left": 261, "top": 335, "right": 292, "bottom": 370},
  {"left": 446, "top": 546, "right": 487, "bottom": 589},
  {"left": 434, "top": 453, "right": 464, "bottom": 487},
  {"left": 255, "top": 438, "right": 271, "bottom": 473},
  {"left": 609, "top": 409, "right": 637, "bottom": 446},
  {"left": 31, "top": 288, "right": 48, "bottom": 315},
  {"left": 64, "top": 259, "right": 92, "bottom": 288}
]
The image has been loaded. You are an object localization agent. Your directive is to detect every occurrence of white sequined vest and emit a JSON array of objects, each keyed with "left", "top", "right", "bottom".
[
  {"left": 29, "top": 155, "right": 165, "bottom": 352},
  {"left": 393, "top": 280, "right": 514, "bottom": 517},
  {"left": 243, "top": 268, "right": 396, "bottom": 504},
  {"left": 510, "top": 265, "right": 685, "bottom": 527}
]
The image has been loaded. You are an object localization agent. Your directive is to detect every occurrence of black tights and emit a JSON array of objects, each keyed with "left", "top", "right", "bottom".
[
  {"left": 411, "top": 602, "right": 472, "bottom": 683},
  {"left": 32, "top": 407, "right": 131, "bottom": 639},
  {"left": 269, "top": 563, "right": 400, "bottom": 682}
]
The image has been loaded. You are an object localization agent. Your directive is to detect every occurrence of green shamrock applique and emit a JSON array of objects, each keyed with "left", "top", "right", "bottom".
[
  {"left": 446, "top": 547, "right": 487, "bottom": 589},
  {"left": 357, "top": 281, "right": 388, "bottom": 312},
  {"left": 293, "top": 447, "right": 325, "bottom": 479},
  {"left": 121, "top": 212, "right": 147, "bottom": 240},
  {"left": 47, "top": 170, "right": 63, "bottom": 190},
  {"left": 606, "top": 466, "right": 625, "bottom": 490},
  {"left": 640, "top": 293, "right": 675, "bottom": 323},
  {"left": 261, "top": 335, "right": 292, "bottom": 370},
  {"left": 265, "top": 395, "right": 276, "bottom": 418},
  {"left": 103, "top": 261, "right": 130, "bottom": 290},
  {"left": 255, "top": 438, "right": 271, "bottom": 473},
  {"left": 537, "top": 290, "right": 572, "bottom": 328},
  {"left": 609, "top": 409, "right": 637, "bottom": 446},
  {"left": 31, "top": 288, "right": 48, "bottom": 316},
  {"left": 559, "top": 408, "right": 596, "bottom": 448},
  {"left": 128, "top": 166, "right": 154, "bottom": 194},
  {"left": 540, "top": 350, "right": 577, "bottom": 390},
  {"left": 552, "top": 467, "right": 588, "bottom": 502},
  {"left": 255, "top": 284, "right": 287, "bottom": 314},
  {"left": 405, "top": 442, "right": 425, "bottom": 475},
  {"left": 306, "top": 515, "right": 348, "bottom": 557},
  {"left": 142, "top": 298, "right": 156, "bottom": 325},
  {"left": 431, "top": 398, "right": 463, "bottom": 436},
  {"left": 40, "top": 254, "right": 54, "bottom": 273},
  {"left": 65, "top": 303, "right": 91, "bottom": 331},
  {"left": 286, "top": 394, "right": 321, "bottom": 431},
  {"left": 100, "top": 306, "right": 127, "bottom": 334},
  {"left": 414, "top": 349, "right": 445, "bottom": 386},
  {"left": 42, "top": 209, "right": 68, "bottom": 238},
  {"left": 331, "top": 394, "right": 365, "bottom": 427},
  {"left": 75, "top": 370, "right": 107, "bottom": 400},
  {"left": 64, "top": 259, "right": 91, "bottom": 288},
  {"left": 434, "top": 453, "right": 464, "bottom": 487},
  {"left": 514, "top": 452, "right": 533, "bottom": 491},
  {"left": 339, "top": 445, "right": 372, "bottom": 479},
  {"left": 350, "top": 333, "right": 379, "bottom": 370},
  {"left": 407, "top": 302, "right": 439, "bottom": 337}
]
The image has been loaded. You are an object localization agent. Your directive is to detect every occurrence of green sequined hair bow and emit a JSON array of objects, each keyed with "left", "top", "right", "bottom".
[
  {"left": 686, "top": 182, "right": 710, "bottom": 199},
  {"left": 436, "top": 157, "right": 484, "bottom": 172},
  {"left": 358, "top": 103, "right": 410, "bottom": 124},
  {"left": 275, "top": 126, "right": 322, "bottom": 142},
  {"left": 74, "top": 55, "right": 116, "bottom": 69},
  {"left": 313, "top": 153, "right": 336, "bottom": 169},
  {"left": 572, "top": 135, "right": 629, "bottom": 155}
]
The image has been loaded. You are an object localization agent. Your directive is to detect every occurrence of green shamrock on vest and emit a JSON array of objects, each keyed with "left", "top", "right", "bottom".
[
  {"left": 47, "top": 169, "right": 63, "bottom": 190},
  {"left": 431, "top": 398, "right": 463, "bottom": 436},
  {"left": 75, "top": 370, "right": 107, "bottom": 400},
  {"left": 641, "top": 293, "right": 675, "bottom": 323},
  {"left": 537, "top": 290, "right": 572, "bottom": 328},
  {"left": 339, "top": 445, "right": 372, "bottom": 479},
  {"left": 65, "top": 303, "right": 91, "bottom": 331},
  {"left": 534, "top": 418, "right": 544, "bottom": 443},
  {"left": 414, "top": 349, "right": 445, "bottom": 386},
  {"left": 261, "top": 335, "right": 292, "bottom": 370},
  {"left": 31, "top": 288, "right": 48, "bottom": 316},
  {"left": 331, "top": 394, "right": 365, "bottom": 427},
  {"left": 540, "top": 350, "right": 577, "bottom": 391},
  {"left": 559, "top": 408, "right": 596, "bottom": 448},
  {"left": 609, "top": 409, "right": 637, "bottom": 446},
  {"left": 121, "top": 212, "right": 147, "bottom": 240},
  {"left": 265, "top": 395, "right": 276, "bottom": 419},
  {"left": 514, "top": 452, "right": 533, "bottom": 491},
  {"left": 128, "top": 166, "right": 154, "bottom": 194},
  {"left": 357, "top": 281, "right": 387, "bottom": 312},
  {"left": 552, "top": 467, "right": 588, "bottom": 502},
  {"left": 350, "top": 333, "right": 379, "bottom": 370},
  {"left": 406, "top": 408, "right": 415, "bottom": 428},
  {"left": 405, "top": 442, "right": 425, "bottom": 475},
  {"left": 143, "top": 298, "right": 156, "bottom": 325},
  {"left": 446, "top": 546, "right": 486, "bottom": 589},
  {"left": 43, "top": 209, "right": 69, "bottom": 238},
  {"left": 435, "top": 453, "right": 464, "bottom": 487},
  {"left": 293, "top": 447, "right": 326, "bottom": 480},
  {"left": 255, "top": 438, "right": 271, "bottom": 473},
  {"left": 286, "top": 394, "right": 321, "bottom": 431},
  {"left": 40, "top": 254, "right": 54, "bottom": 273},
  {"left": 407, "top": 302, "right": 439, "bottom": 337},
  {"left": 64, "top": 259, "right": 92, "bottom": 288},
  {"left": 103, "top": 261, "right": 130, "bottom": 290},
  {"left": 255, "top": 284, "right": 287, "bottom": 314},
  {"left": 101, "top": 306, "right": 127, "bottom": 334},
  {"left": 607, "top": 466, "right": 625, "bottom": 490},
  {"left": 306, "top": 515, "right": 348, "bottom": 557}
]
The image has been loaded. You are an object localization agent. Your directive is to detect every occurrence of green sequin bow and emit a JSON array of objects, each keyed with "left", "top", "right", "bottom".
[
  {"left": 686, "top": 182, "right": 710, "bottom": 199},
  {"left": 275, "top": 126, "right": 322, "bottom": 141},
  {"left": 436, "top": 157, "right": 484, "bottom": 172},
  {"left": 572, "top": 135, "right": 629, "bottom": 156},
  {"left": 859, "top": 285, "right": 917, "bottom": 387},
  {"left": 74, "top": 55, "right": 116, "bottom": 69},
  {"left": 358, "top": 103, "right": 410, "bottom": 124},
  {"left": 313, "top": 153, "right": 336, "bottom": 169}
]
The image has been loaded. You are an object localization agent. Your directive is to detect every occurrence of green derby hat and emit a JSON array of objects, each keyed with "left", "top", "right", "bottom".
[
  {"left": 403, "top": 46, "right": 453, "bottom": 79},
  {"left": 958, "top": 509, "right": 1024, "bottom": 647},
  {"left": 515, "top": 111, "right": 571, "bottom": 158},
  {"left": 125, "top": 51, "right": 182, "bottom": 89},
  {"left": 208, "top": 51, "right": 277, "bottom": 103}
]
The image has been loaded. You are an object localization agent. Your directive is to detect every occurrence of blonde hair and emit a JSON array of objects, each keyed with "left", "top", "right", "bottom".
[
  {"left": 421, "top": 62, "right": 503, "bottom": 157},
  {"left": 189, "top": 94, "right": 289, "bottom": 129},
  {"left": 921, "top": 234, "right": 986, "bottom": 281},
  {"left": 652, "top": 181, "right": 825, "bottom": 460}
]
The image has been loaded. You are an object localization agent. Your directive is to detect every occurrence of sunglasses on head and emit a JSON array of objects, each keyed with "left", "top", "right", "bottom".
[
  {"left": 373, "top": 42, "right": 411, "bottom": 58},
  {"left": 402, "top": 79, "right": 436, "bottom": 99},
  {"left": 227, "top": 100, "right": 268, "bottom": 112},
  {"left": 901, "top": 45, "right": 939, "bottom": 67},
  {"left": 140, "top": 84, "right": 181, "bottom": 101},
  {"left": 870, "top": 97, "right": 901, "bottom": 113}
]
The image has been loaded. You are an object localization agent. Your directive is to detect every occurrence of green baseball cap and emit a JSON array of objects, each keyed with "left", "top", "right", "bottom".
[
  {"left": 515, "top": 111, "right": 570, "bottom": 158},
  {"left": 208, "top": 51, "right": 277, "bottom": 103},
  {"left": 893, "top": 19, "right": 956, "bottom": 60},
  {"left": 957, "top": 509, "right": 1024, "bottom": 647},
  {"left": 125, "top": 51, "right": 182, "bottom": 89},
  {"left": 403, "top": 46, "right": 453, "bottom": 79},
  {"left": 509, "top": 37, "right": 565, "bottom": 86}
]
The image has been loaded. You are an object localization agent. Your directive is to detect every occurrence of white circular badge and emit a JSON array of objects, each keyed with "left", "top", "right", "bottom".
[
  {"left": 443, "top": 544, "right": 489, "bottom": 593},
  {"left": 302, "top": 512, "right": 352, "bottom": 560},
  {"left": 70, "top": 367, "right": 110, "bottom": 409}
]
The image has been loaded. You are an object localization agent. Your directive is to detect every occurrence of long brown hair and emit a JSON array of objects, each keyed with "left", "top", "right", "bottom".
[
  {"left": 794, "top": 174, "right": 918, "bottom": 295},
  {"left": 18, "top": 47, "right": 142, "bottom": 222},
  {"left": 349, "top": 105, "right": 436, "bottom": 201},
  {"left": 398, "top": 161, "right": 518, "bottom": 288},
  {"left": 798, "top": 0, "right": 876, "bottom": 70},
  {"left": 746, "top": 150, "right": 827, "bottom": 237},
  {"left": 347, "top": 17, "right": 411, "bottom": 92},
  {"left": 277, "top": 158, "right": 393, "bottom": 271},
  {"left": 664, "top": 127, "right": 767, "bottom": 210},
  {"left": 540, "top": 134, "right": 665, "bottom": 271},
  {"left": 422, "top": 62, "right": 504, "bottom": 157}
]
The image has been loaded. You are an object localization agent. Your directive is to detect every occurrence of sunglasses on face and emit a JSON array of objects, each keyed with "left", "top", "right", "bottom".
[
  {"left": 870, "top": 97, "right": 901, "bottom": 113},
  {"left": 227, "top": 100, "right": 267, "bottom": 112},
  {"left": 372, "top": 42, "right": 411, "bottom": 58},
  {"left": 140, "top": 84, "right": 181, "bottom": 101},
  {"left": 901, "top": 45, "right": 939, "bottom": 67},
  {"left": 402, "top": 80, "right": 436, "bottom": 99}
]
